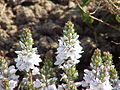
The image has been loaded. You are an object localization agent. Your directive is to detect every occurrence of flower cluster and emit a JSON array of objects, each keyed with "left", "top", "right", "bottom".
[
  {"left": 54, "top": 21, "right": 83, "bottom": 67},
  {"left": 81, "top": 49, "right": 119, "bottom": 90},
  {"left": 15, "top": 28, "right": 42, "bottom": 73},
  {"left": 0, "top": 56, "right": 18, "bottom": 90},
  {"left": 4, "top": 28, "right": 42, "bottom": 90},
  {"left": 82, "top": 69, "right": 113, "bottom": 90},
  {"left": 15, "top": 48, "right": 42, "bottom": 72},
  {"left": 14, "top": 28, "right": 57, "bottom": 90},
  {"left": 8, "top": 65, "right": 19, "bottom": 81},
  {"left": 54, "top": 21, "right": 83, "bottom": 90}
]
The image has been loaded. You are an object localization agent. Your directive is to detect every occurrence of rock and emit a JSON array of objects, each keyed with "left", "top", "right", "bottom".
[
  {"left": 50, "top": 42, "right": 58, "bottom": 49},
  {"left": 39, "top": 36, "right": 57, "bottom": 49},
  {"left": 7, "top": 25, "right": 17, "bottom": 36},
  {"left": 33, "top": 4, "right": 48, "bottom": 19},
  {"left": 15, "top": 5, "right": 35, "bottom": 25},
  {"left": 0, "top": 4, "right": 14, "bottom": 29},
  {"left": 68, "top": 1, "right": 76, "bottom": 8},
  {"left": 45, "top": 50, "right": 54, "bottom": 58},
  {"left": 39, "top": 36, "right": 51, "bottom": 49},
  {"left": 37, "top": 20, "right": 61, "bottom": 36},
  {"left": 0, "top": 29, "right": 9, "bottom": 40},
  {"left": 44, "top": 0, "right": 55, "bottom": 11},
  {"left": 50, "top": 6, "right": 64, "bottom": 20}
]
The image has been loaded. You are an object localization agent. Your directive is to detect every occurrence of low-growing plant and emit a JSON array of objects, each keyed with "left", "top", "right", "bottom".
[
  {"left": 81, "top": 49, "right": 120, "bottom": 90},
  {"left": 54, "top": 21, "right": 83, "bottom": 90},
  {"left": 0, "top": 21, "right": 120, "bottom": 90}
]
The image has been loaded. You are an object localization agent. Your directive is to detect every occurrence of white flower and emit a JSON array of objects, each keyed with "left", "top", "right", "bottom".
[
  {"left": 33, "top": 79, "right": 42, "bottom": 88},
  {"left": 8, "top": 65, "right": 19, "bottom": 80},
  {"left": 44, "top": 84, "right": 57, "bottom": 90},
  {"left": 54, "top": 35, "right": 83, "bottom": 66},
  {"left": 58, "top": 82, "right": 81, "bottom": 90},
  {"left": 62, "top": 59, "right": 79, "bottom": 69},
  {"left": 32, "top": 67, "right": 40, "bottom": 75},
  {"left": 9, "top": 80, "right": 17, "bottom": 90},
  {"left": 88, "top": 79, "right": 113, "bottom": 90},
  {"left": 58, "top": 84, "right": 66, "bottom": 90},
  {"left": 113, "top": 80, "right": 120, "bottom": 90},
  {"left": 0, "top": 80, "right": 4, "bottom": 90},
  {"left": 81, "top": 70, "right": 95, "bottom": 87},
  {"left": 8, "top": 65, "right": 17, "bottom": 74},
  {"left": 22, "top": 77, "right": 28, "bottom": 85},
  {"left": 47, "top": 77, "right": 57, "bottom": 83},
  {"left": 15, "top": 48, "right": 42, "bottom": 72},
  {"left": 0, "top": 75, "right": 4, "bottom": 79},
  {"left": 82, "top": 69, "right": 113, "bottom": 90}
]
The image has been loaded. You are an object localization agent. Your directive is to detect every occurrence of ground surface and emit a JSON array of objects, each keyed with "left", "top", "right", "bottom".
[{"left": 0, "top": 0, "right": 120, "bottom": 81}]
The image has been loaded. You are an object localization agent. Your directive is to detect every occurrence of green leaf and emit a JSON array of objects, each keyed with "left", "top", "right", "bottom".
[
  {"left": 116, "top": 15, "right": 120, "bottom": 23},
  {"left": 115, "top": 3, "right": 120, "bottom": 7},
  {"left": 81, "top": 0, "right": 89, "bottom": 4},
  {"left": 80, "top": 0, "right": 90, "bottom": 7},
  {"left": 81, "top": 12, "right": 94, "bottom": 24}
]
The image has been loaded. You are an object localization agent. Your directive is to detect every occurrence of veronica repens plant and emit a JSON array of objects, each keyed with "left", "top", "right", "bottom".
[
  {"left": 8, "top": 28, "right": 42, "bottom": 90},
  {"left": 1, "top": 21, "right": 120, "bottom": 90},
  {"left": 15, "top": 28, "right": 57, "bottom": 90},
  {"left": 55, "top": 21, "right": 83, "bottom": 90},
  {"left": 81, "top": 49, "right": 119, "bottom": 90},
  {"left": 15, "top": 28, "right": 42, "bottom": 72},
  {"left": 0, "top": 56, "right": 19, "bottom": 90},
  {"left": 33, "top": 58, "right": 57, "bottom": 90}
]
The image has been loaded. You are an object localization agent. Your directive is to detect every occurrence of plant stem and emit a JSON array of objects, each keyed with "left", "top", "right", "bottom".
[
  {"left": 29, "top": 71, "right": 34, "bottom": 90},
  {"left": 75, "top": 0, "right": 120, "bottom": 31}
]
